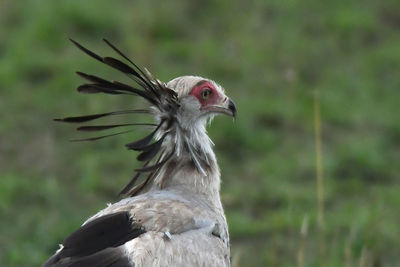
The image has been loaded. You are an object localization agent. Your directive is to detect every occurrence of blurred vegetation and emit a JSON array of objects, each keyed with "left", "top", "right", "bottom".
[{"left": 1, "top": 0, "right": 400, "bottom": 266}]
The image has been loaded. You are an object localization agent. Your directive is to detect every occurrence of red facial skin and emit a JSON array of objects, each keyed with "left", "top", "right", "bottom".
[{"left": 189, "top": 81, "right": 223, "bottom": 107}]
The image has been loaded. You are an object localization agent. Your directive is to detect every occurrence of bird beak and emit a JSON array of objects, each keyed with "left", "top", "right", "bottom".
[
  {"left": 227, "top": 98, "right": 237, "bottom": 119},
  {"left": 201, "top": 98, "right": 237, "bottom": 120}
]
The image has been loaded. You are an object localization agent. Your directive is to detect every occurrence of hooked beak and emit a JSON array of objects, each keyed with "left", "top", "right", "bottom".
[
  {"left": 201, "top": 98, "right": 237, "bottom": 120},
  {"left": 227, "top": 98, "right": 237, "bottom": 119}
]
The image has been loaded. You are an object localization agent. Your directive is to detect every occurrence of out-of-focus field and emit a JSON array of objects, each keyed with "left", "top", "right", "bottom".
[{"left": 1, "top": 0, "right": 399, "bottom": 266}]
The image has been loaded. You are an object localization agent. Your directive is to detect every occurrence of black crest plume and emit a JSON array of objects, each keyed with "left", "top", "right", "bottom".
[{"left": 56, "top": 39, "right": 180, "bottom": 196}]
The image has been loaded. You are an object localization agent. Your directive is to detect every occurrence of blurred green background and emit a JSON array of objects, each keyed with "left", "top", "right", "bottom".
[{"left": 1, "top": 0, "right": 400, "bottom": 266}]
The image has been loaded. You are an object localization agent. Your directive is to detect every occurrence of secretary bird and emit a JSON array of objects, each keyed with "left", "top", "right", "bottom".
[{"left": 43, "top": 39, "right": 236, "bottom": 267}]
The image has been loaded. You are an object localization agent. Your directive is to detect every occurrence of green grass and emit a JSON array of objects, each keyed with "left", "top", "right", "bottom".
[{"left": 1, "top": 0, "right": 400, "bottom": 266}]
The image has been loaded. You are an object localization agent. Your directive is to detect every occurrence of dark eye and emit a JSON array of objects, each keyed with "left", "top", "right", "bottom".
[{"left": 201, "top": 88, "right": 212, "bottom": 100}]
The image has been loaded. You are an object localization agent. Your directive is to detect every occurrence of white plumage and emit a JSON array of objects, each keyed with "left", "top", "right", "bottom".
[{"left": 43, "top": 40, "right": 236, "bottom": 267}]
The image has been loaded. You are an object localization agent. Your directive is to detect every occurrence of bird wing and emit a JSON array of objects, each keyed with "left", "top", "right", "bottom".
[
  {"left": 43, "top": 192, "right": 229, "bottom": 267},
  {"left": 42, "top": 211, "right": 145, "bottom": 267}
]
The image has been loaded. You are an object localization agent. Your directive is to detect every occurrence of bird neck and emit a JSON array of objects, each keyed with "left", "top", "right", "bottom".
[{"left": 152, "top": 120, "right": 223, "bottom": 207}]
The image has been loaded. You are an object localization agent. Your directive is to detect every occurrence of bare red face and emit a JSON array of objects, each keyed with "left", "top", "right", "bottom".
[{"left": 189, "top": 81, "right": 222, "bottom": 107}]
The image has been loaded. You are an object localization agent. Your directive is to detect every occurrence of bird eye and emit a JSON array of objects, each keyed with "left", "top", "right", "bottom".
[{"left": 201, "top": 88, "right": 212, "bottom": 100}]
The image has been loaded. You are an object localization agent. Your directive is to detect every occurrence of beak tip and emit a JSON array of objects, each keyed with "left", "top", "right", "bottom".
[{"left": 228, "top": 99, "right": 237, "bottom": 120}]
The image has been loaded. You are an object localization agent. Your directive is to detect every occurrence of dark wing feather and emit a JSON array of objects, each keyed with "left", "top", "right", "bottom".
[
  {"left": 43, "top": 211, "right": 144, "bottom": 267},
  {"left": 76, "top": 72, "right": 155, "bottom": 101},
  {"left": 102, "top": 38, "right": 145, "bottom": 77},
  {"left": 77, "top": 84, "right": 125, "bottom": 95},
  {"left": 103, "top": 38, "right": 154, "bottom": 89},
  {"left": 136, "top": 133, "right": 168, "bottom": 161},
  {"left": 55, "top": 109, "right": 150, "bottom": 123},
  {"left": 69, "top": 38, "right": 103, "bottom": 63},
  {"left": 70, "top": 130, "right": 135, "bottom": 142},
  {"left": 136, "top": 138, "right": 164, "bottom": 162},
  {"left": 56, "top": 39, "right": 179, "bottom": 197},
  {"left": 102, "top": 39, "right": 161, "bottom": 99},
  {"left": 70, "top": 38, "right": 159, "bottom": 102},
  {"left": 76, "top": 71, "right": 113, "bottom": 85},
  {"left": 103, "top": 57, "right": 138, "bottom": 76},
  {"left": 135, "top": 148, "right": 175, "bottom": 173},
  {"left": 125, "top": 123, "right": 163, "bottom": 150},
  {"left": 77, "top": 123, "right": 157, "bottom": 132},
  {"left": 110, "top": 81, "right": 157, "bottom": 103}
]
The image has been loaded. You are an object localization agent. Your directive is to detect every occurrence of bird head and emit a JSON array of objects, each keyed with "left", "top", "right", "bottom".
[
  {"left": 56, "top": 39, "right": 236, "bottom": 196},
  {"left": 167, "top": 76, "right": 236, "bottom": 126}
]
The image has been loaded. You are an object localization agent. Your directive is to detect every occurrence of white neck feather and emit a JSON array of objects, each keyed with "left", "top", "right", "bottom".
[{"left": 152, "top": 116, "right": 222, "bottom": 206}]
